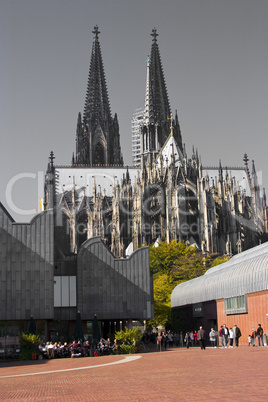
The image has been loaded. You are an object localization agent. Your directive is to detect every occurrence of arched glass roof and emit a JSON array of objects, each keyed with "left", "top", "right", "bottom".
[{"left": 171, "top": 242, "right": 268, "bottom": 308}]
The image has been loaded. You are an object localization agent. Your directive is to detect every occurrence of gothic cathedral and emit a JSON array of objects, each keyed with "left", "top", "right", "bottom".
[{"left": 44, "top": 26, "right": 268, "bottom": 261}]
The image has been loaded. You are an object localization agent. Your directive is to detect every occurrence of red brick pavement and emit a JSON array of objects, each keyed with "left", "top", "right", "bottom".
[{"left": 0, "top": 347, "right": 267, "bottom": 401}]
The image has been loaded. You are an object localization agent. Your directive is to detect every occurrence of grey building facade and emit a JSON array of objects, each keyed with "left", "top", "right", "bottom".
[{"left": 0, "top": 202, "right": 153, "bottom": 341}]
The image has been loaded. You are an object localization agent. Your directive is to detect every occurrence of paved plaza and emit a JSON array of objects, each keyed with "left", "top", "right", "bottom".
[{"left": 0, "top": 346, "right": 267, "bottom": 401}]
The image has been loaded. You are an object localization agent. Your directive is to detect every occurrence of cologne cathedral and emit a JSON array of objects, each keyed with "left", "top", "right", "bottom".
[{"left": 44, "top": 26, "right": 268, "bottom": 262}]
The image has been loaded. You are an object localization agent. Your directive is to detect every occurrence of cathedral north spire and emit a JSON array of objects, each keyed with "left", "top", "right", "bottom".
[{"left": 74, "top": 25, "right": 123, "bottom": 166}]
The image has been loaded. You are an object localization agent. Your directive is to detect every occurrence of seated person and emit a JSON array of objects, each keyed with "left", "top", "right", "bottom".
[{"left": 82, "top": 341, "right": 90, "bottom": 357}]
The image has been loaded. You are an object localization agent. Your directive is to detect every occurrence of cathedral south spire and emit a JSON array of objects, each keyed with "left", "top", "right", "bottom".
[
  {"left": 149, "top": 28, "right": 170, "bottom": 129},
  {"left": 141, "top": 28, "right": 182, "bottom": 167},
  {"left": 74, "top": 25, "right": 123, "bottom": 166}
]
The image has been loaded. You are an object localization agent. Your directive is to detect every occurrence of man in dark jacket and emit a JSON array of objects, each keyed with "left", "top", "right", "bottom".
[
  {"left": 256, "top": 324, "right": 264, "bottom": 346},
  {"left": 197, "top": 326, "right": 206, "bottom": 350},
  {"left": 233, "top": 324, "right": 242, "bottom": 347}
]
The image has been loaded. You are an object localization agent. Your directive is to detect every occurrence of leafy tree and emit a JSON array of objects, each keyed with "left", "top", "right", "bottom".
[
  {"left": 211, "top": 255, "right": 230, "bottom": 267},
  {"left": 148, "top": 273, "right": 174, "bottom": 327},
  {"left": 148, "top": 240, "right": 228, "bottom": 328},
  {"left": 149, "top": 240, "right": 196, "bottom": 275}
]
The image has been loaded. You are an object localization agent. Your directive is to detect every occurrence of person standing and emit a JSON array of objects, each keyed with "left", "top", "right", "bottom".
[
  {"left": 161, "top": 332, "right": 166, "bottom": 350},
  {"left": 222, "top": 324, "right": 229, "bottom": 348},
  {"left": 185, "top": 332, "right": 191, "bottom": 349},
  {"left": 157, "top": 333, "right": 162, "bottom": 351},
  {"left": 219, "top": 326, "right": 224, "bottom": 348},
  {"left": 233, "top": 324, "right": 241, "bottom": 347},
  {"left": 194, "top": 330, "right": 198, "bottom": 346},
  {"left": 197, "top": 326, "right": 206, "bottom": 350},
  {"left": 256, "top": 324, "right": 264, "bottom": 347},
  {"left": 251, "top": 328, "right": 257, "bottom": 347},
  {"left": 229, "top": 327, "right": 234, "bottom": 348},
  {"left": 247, "top": 334, "right": 252, "bottom": 346},
  {"left": 209, "top": 328, "right": 217, "bottom": 348}
]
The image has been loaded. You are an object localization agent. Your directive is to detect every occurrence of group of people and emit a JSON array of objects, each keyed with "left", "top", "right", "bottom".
[
  {"left": 173, "top": 324, "right": 243, "bottom": 350},
  {"left": 183, "top": 324, "right": 242, "bottom": 350},
  {"left": 95, "top": 338, "right": 119, "bottom": 356},
  {"left": 157, "top": 330, "right": 208, "bottom": 349},
  {"left": 38, "top": 338, "right": 120, "bottom": 359},
  {"left": 38, "top": 340, "right": 91, "bottom": 359},
  {"left": 156, "top": 331, "right": 177, "bottom": 350},
  {"left": 38, "top": 324, "right": 265, "bottom": 358},
  {"left": 182, "top": 330, "right": 199, "bottom": 348},
  {"left": 218, "top": 324, "right": 242, "bottom": 348},
  {"left": 248, "top": 324, "right": 265, "bottom": 347}
]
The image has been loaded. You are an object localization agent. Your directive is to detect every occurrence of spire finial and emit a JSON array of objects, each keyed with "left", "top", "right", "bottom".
[
  {"left": 93, "top": 25, "right": 100, "bottom": 39},
  {"left": 243, "top": 153, "right": 249, "bottom": 166},
  {"left": 151, "top": 28, "right": 159, "bottom": 43},
  {"left": 49, "top": 151, "right": 55, "bottom": 167}
]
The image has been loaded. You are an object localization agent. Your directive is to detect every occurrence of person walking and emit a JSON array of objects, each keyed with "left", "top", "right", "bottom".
[
  {"left": 256, "top": 324, "right": 264, "bottom": 347},
  {"left": 197, "top": 326, "right": 206, "bottom": 350}
]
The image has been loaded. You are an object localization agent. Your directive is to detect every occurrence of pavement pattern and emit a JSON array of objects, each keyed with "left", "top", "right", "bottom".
[{"left": 0, "top": 346, "right": 267, "bottom": 401}]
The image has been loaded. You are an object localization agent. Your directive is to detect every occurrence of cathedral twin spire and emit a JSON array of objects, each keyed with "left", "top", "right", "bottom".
[
  {"left": 141, "top": 28, "right": 182, "bottom": 166},
  {"left": 74, "top": 26, "right": 123, "bottom": 166}
]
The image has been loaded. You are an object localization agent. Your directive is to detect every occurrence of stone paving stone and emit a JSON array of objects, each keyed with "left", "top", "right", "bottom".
[{"left": 0, "top": 347, "right": 267, "bottom": 401}]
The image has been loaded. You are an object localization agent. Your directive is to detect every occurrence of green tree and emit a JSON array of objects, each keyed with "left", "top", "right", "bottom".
[
  {"left": 149, "top": 240, "right": 196, "bottom": 275},
  {"left": 148, "top": 240, "right": 227, "bottom": 328},
  {"left": 211, "top": 255, "right": 230, "bottom": 267},
  {"left": 148, "top": 273, "right": 174, "bottom": 327}
]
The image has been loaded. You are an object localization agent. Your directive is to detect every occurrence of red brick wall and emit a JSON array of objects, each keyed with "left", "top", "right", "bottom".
[{"left": 216, "top": 290, "right": 268, "bottom": 346}]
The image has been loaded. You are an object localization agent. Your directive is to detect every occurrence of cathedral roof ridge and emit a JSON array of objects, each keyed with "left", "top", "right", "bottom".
[
  {"left": 56, "top": 164, "right": 130, "bottom": 169},
  {"left": 203, "top": 165, "right": 244, "bottom": 171}
]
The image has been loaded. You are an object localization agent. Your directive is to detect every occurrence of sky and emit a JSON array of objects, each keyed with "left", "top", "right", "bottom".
[{"left": 0, "top": 0, "right": 267, "bottom": 222}]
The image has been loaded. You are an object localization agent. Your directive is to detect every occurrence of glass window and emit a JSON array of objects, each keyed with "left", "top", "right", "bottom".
[
  {"left": 54, "top": 276, "right": 76, "bottom": 307},
  {"left": 224, "top": 295, "right": 247, "bottom": 315}
]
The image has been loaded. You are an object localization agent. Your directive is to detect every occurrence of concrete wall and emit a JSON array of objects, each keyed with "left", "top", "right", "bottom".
[
  {"left": 77, "top": 236, "right": 153, "bottom": 320},
  {"left": 0, "top": 205, "right": 54, "bottom": 320}
]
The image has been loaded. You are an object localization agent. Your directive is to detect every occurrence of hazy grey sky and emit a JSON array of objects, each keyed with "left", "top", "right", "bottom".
[{"left": 1, "top": 0, "right": 267, "bottom": 222}]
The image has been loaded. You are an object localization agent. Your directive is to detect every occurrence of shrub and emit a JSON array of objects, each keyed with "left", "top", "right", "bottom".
[
  {"left": 19, "top": 333, "right": 40, "bottom": 361},
  {"left": 114, "top": 327, "right": 143, "bottom": 354},
  {"left": 119, "top": 344, "right": 136, "bottom": 354}
]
